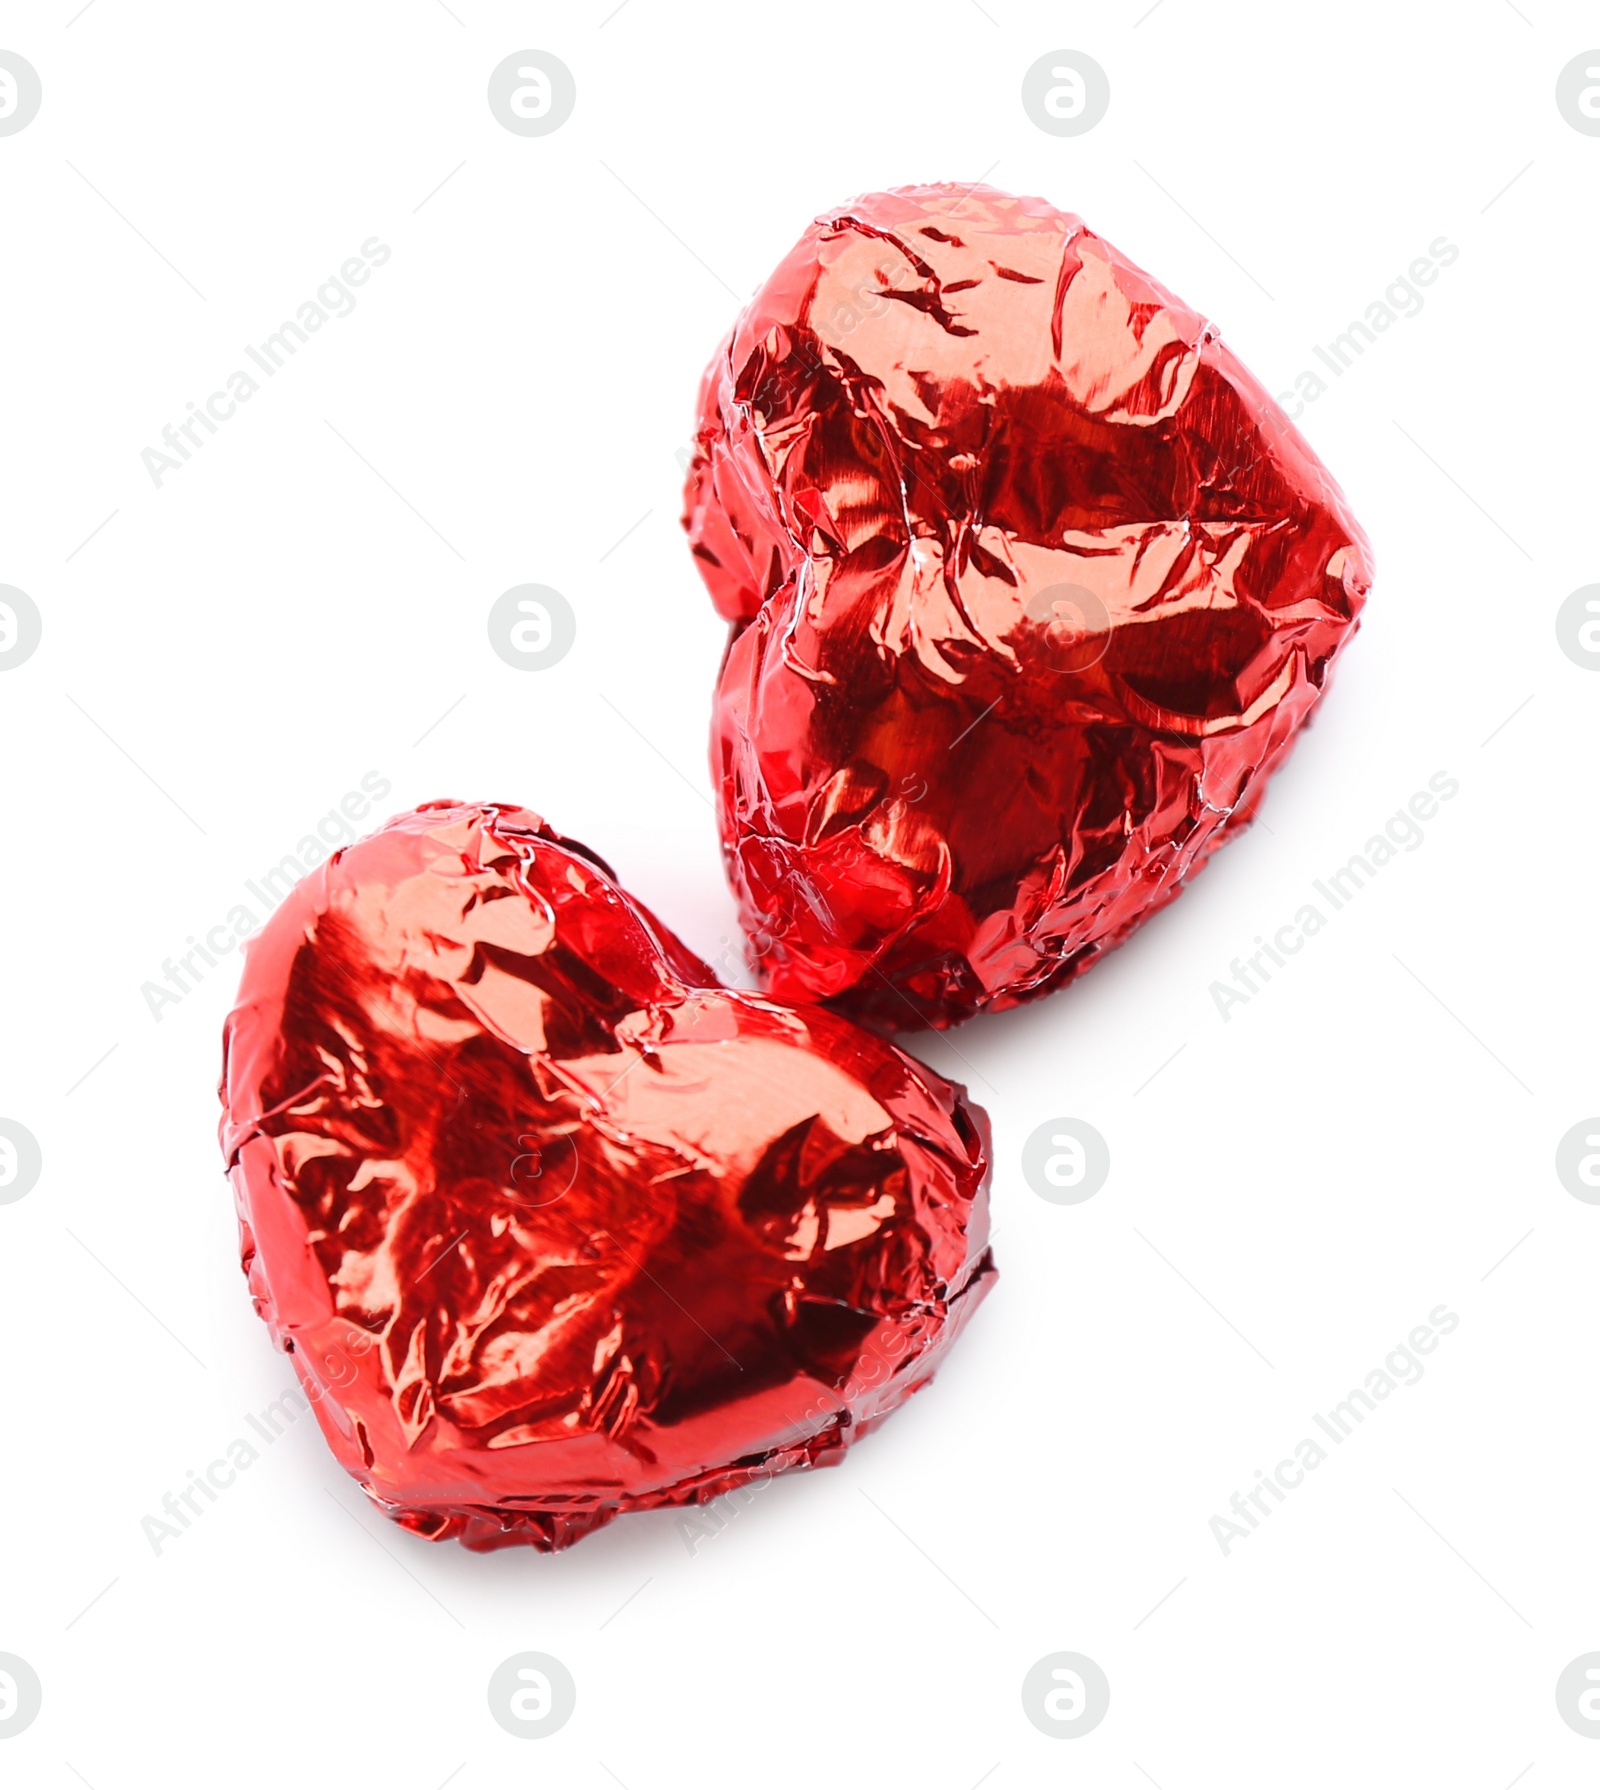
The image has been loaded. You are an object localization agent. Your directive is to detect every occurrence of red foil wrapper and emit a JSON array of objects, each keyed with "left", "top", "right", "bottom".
[
  {"left": 219, "top": 802, "right": 993, "bottom": 1551},
  {"left": 684, "top": 184, "right": 1371, "bottom": 1029}
]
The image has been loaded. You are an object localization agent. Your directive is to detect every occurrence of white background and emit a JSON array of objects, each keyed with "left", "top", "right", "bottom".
[{"left": 1, "top": 1, "right": 1596, "bottom": 1784}]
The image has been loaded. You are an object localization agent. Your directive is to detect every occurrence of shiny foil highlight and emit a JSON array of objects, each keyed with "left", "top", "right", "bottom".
[
  {"left": 684, "top": 183, "right": 1371, "bottom": 1029},
  {"left": 219, "top": 802, "right": 993, "bottom": 1551}
]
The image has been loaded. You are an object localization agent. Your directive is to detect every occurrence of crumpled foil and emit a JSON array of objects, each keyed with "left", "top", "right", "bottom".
[
  {"left": 219, "top": 801, "right": 994, "bottom": 1551},
  {"left": 683, "top": 183, "right": 1371, "bottom": 1029}
]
